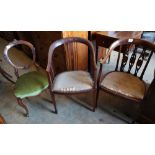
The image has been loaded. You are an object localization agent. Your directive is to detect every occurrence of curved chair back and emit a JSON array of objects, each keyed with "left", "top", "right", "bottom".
[{"left": 3, "top": 39, "right": 36, "bottom": 78}]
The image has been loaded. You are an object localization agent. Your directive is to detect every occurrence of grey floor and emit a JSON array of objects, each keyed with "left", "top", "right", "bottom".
[
  {"left": 0, "top": 82, "right": 126, "bottom": 124},
  {"left": 0, "top": 37, "right": 154, "bottom": 124}
]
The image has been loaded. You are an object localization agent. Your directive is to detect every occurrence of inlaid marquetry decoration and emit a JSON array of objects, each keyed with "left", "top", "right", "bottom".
[{"left": 62, "top": 31, "right": 88, "bottom": 70}]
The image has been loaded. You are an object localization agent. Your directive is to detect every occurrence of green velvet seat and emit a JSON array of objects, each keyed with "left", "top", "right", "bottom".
[{"left": 14, "top": 71, "right": 48, "bottom": 99}]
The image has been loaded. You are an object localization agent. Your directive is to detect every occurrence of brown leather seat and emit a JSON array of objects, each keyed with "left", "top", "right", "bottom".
[
  {"left": 52, "top": 71, "right": 93, "bottom": 93},
  {"left": 100, "top": 71, "right": 146, "bottom": 101}
]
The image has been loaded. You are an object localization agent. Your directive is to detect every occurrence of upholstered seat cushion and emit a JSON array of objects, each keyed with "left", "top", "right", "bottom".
[
  {"left": 14, "top": 71, "right": 48, "bottom": 99},
  {"left": 100, "top": 71, "right": 146, "bottom": 101},
  {"left": 52, "top": 71, "right": 94, "bottom": 93}
]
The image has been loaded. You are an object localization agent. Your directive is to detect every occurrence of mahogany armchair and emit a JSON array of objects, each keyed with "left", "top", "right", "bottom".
[
  {"left": 3, "top": 40, "right": 57, "bottom": 117},
  {"left": 98, "top": 38, "right": 155, "bottom": 110},
  {"left": 46, "top": 37, "right": 97, "bottom": 112}
]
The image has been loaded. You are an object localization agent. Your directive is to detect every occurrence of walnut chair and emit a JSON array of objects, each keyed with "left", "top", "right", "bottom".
[
  {"left": 3, "top": 40, "right": 57, "bottom": 117},
  {"left": 97, "top": 38, "right": 155, "bottom": 116},
  {"left": 46, "top": 37, "right": 97, "bottom": 112}
]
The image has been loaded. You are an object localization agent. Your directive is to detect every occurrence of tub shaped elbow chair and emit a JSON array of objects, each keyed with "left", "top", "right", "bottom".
[
  {"left": 3, "top": 40, "right": 57, "bottom": 117},
  {"left": 46, "top": 37, "right": 97, "bottom": 112}
]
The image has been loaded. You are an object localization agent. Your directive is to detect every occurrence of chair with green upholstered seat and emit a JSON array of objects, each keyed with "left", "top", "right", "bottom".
[{"left": 3, "top": 40, "right": 57, "bottom": 117}]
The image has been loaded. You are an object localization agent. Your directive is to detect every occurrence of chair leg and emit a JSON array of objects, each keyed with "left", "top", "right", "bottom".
[
  {"left": 96, "top": 89, "right": 100, "bottom": 107},
  {"left": 92, "top": 90, "right": 97, "bottom": 112},
  {"left": 17, "top": 98, "right": 29, "bottom": 117},
  {"left": 49, "top": 90, "right": 57, "bottom": 114}
]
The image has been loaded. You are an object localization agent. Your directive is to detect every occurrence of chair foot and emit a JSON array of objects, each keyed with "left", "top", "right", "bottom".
[
  {"left": 17, "top": 98, "right": 29, "bottom": 117},
  {"left": 51, "top": 109, "right": 57, "bottom": 114},
  {"left": 24, "top": 113, "right": 29, "bottom": 117},
  {"left": 92, "top": 107, "right": 96, "bottom": 112}
]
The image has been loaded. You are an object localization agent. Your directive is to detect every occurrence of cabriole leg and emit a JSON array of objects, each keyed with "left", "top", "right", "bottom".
[{"left": 17, "top": 98, "right": 29, "bottom": 117}]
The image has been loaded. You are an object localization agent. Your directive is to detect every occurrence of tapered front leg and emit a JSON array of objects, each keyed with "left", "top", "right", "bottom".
[{"left": 49, "top": 90, "right": 57, "bottom": 114}]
